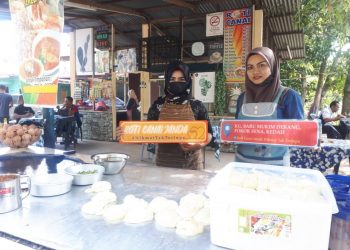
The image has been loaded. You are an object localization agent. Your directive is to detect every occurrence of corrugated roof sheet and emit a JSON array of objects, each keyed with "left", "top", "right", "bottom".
[
  {"left": 268, "top": 15, "right": 301, "bottom": 33},
  {"left": 263, "top": 0, "right": 301, "bottom": 15},
  {"left": 197, "top": 0, "right": 252, "bottom": 14},
  {"left": 0, "top": 0, "right": 305, "bottom": 59}
]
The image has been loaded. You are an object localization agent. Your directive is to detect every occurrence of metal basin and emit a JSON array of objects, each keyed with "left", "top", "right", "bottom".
[
  {"left": 64, "top": 164, "right": 104, "bottom": 185},
  {"left": 91, "top": 153, "right": 130, "bottom": 175}
]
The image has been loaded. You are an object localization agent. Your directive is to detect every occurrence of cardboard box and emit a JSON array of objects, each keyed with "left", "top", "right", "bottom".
[{"left": 207, "top": 162, "right": 338, "bottom": 250}]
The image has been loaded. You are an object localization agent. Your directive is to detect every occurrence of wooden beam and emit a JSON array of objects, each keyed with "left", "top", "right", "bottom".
[
  {"left": 66, "top": 0, "right": 147, "bottom": 19},
  {"left": 150, "top": 15, "right": 205, "bottom": 24},
  {"left": 163, "top": 0, "right": 196, "bottom": 12}
]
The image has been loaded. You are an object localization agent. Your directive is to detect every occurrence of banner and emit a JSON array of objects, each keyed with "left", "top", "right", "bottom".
[
  {"left": 193, "top": 72, "right": 215, "bottom": 103},
  {"left": 206, "top": 12, "right": 224, "bottom": 37},
  {"left": 220, "top": 120, "right": 319, "bottom": 147},
  {"left": 223, "top": 8, "right": 252, "bottom": 83},
  {"left": 9, "top": 0, "right": 64, "bottom": 106},
  {"left": 76, "top": 28, "right": 94, "bottom": 75},
  {"left": 120, "top": 121, "right": 208, "bottom": 143}
]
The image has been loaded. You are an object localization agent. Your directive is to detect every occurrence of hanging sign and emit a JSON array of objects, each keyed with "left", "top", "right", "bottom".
[
  {"left": 206, "top": 12, "right": 224, "bottom": 36},
  {"left": 193, "top": 72, "right": 215, "bottom": 103},
  {"left": 223, "top": 8, "right": 252, "bottom": 83},
  {"left": 120, "top": 121, "right": 208, "bottom": 143},
  {"left": 220, "top": 120, "right": 319, "bottom": 147},
  {"left": 9, "top": 0, "right": 64, "bottom": 106},
  {"left": 95, "top": 26, "right": 110, "bottom": 49}
]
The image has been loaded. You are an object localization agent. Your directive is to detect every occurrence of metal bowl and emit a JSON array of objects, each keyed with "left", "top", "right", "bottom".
[
  {"left": 31, "top": 174, "right": 73, "bottom": 197},
  {"left": 91, "top": 153, "right": 130, "bottom": 175},
  {"left": 64, "top": 164, "right": 104, "bottom": 185}
]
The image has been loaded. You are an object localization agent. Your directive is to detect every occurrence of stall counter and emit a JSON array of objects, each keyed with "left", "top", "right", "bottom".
[{"left": 0, "top": 150, "right": 221, "bottom": 250}]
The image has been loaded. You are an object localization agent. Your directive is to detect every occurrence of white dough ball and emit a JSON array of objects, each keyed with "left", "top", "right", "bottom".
[
  {"left": 103, "top": 204, "right": 127, "bottom": 223},
  {"left": 91, "top": 191, "right": 117, "bottom": 206},
  {"left": 155, "top": 209, "right": 180, "bottom": 228},
  {"left": 194, "top": 207, "right": 210, "bottom": 226},
  {"left": 124, "top": 207, "right": 154, "bottom": 224},
  {"left": 176, "top": 219, "right": 204, "bottom": 237},
  {"left": 150, "top": 197, "right": 178, "bottom": 214},
  {"left": 242, "top": 173, "right": 259, "bottom": 190},
  {"left": 229, "top": 170, "right": 247, "bottom": 187},
  {"left": 123, "top": 196, "right": 148, "bottom": 209},
  {"left": 85, "top": 181, "right": 112, "bottom": 193},
  {"left": 178, "top": 204, "right": 199, "bottom": 219},
  {"left": 81, "top": 201, "right": 106, "bottom": 215},
  {"left": 180, "top": 193, "right": 206, "bottom": 211}
]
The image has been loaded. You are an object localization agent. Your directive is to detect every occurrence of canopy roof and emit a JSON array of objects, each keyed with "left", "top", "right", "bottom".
[{"left": 0, "top": 0, "right": 304, "bottom": 60}]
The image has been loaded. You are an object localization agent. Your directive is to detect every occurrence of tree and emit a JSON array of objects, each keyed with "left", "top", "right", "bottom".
[
  {"left": 342, "top": 60, "right": 350, "bottom": 114},
  {"left": 296, "top": 0, "right": 350, "bottom": 113}
]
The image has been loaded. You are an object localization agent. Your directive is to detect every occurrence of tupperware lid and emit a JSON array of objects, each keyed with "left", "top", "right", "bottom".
[
  {"left": 334, "top": 198, "right": 350, "bottom": 221},
  {"left": 326, "top": 174, "right": 350, "bottom": 184}
]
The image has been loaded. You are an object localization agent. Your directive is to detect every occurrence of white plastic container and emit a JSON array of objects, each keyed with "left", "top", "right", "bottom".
[{"left": 206, "top": 162, "right": 338, "bottom": 250}]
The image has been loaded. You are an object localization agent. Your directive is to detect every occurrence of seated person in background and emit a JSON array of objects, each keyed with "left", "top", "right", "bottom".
[
  {"left": 13, "top": 95, "right": 35, "bottom": 123},
  {"left": 321, "top": 100, "right": 348, "bottom": 139},
  {"left": 56, "top": 96, "right": 82, "bottom": 143},
  {"left": 58, "top": 96, "right": 78, "bottom": 117}
]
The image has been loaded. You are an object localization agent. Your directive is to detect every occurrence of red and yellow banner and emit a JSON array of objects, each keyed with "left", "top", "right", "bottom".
[
  {"left": 120, "top": 121, "right": 208, "bottom": 143},
  {"left": 220, "top": 120, "right": 319, "bottom": 147},
  {"left": 9, "top": 0, "right": 64, "bottom": 106},
  {"left": 223, "top": 8, "right": 252, "bottom": 83}
]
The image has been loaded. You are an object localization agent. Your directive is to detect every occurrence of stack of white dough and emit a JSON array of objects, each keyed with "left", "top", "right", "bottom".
[
  {"left": 229, "top": 169, "right": 325, "bottom": 202},
  {"left": 81, "top": 181, "right": 210, "bottom": 237}
]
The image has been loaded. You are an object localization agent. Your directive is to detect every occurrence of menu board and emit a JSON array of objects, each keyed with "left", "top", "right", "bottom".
[
  {"left": 223, "top": 8, "right": 252, "bottom": 83},
  {"left": 9, "top": 0, "right": 64, "bottom": 106}
]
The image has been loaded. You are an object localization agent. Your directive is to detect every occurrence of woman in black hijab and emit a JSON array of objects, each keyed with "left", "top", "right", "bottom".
[
  {"left": 146, "top": 61, "right": 215, "bottom": 169},
  {"left": 116, "top": 61, "right": 217, "bottom": 169},
  {"left": 235, "top": 47, "right": 304, "bottom": 166}
]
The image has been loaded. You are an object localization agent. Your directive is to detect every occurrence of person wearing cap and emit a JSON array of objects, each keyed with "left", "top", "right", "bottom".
[
  {"left": 235, "top": 47, "right": 304, "bottom": 166},
  {"left": 117, "top": 61, "right": 217, "bottom": 170}
]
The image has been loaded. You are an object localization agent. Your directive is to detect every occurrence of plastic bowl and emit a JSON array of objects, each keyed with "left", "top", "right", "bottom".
[
  {"left": 91, "top": 153, "right": 130, "bottom": 175},
  {"left": 64, "top": 164, "right": 104, "bottom": 185}
]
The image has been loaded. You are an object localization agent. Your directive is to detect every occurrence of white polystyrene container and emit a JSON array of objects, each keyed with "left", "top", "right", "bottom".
[{"left": 206, "top": 162, "right": 338, "bottom": 250}]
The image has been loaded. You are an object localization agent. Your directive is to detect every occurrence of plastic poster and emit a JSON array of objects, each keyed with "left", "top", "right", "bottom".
[
  {"left": 193, "top": 72, "right": 215, "bottom": 103},
  {"left": 120, "top": 121, "right": 208, "bottom": 143},
  {"left": 220, "top": 120, "right": 319, "bottom": 147},
  {"left": 238, "top": 209, "right": 292, "bottom": 238},
  {"left": 9, "top": 0, "right": 64, "bottom": 106}
]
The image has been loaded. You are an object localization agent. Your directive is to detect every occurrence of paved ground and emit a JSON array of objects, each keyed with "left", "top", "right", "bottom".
[
  {"left": 55, "top": 139, "right": 350, "bottom": 175},
  {"left": 56, "top": 139, "right": 234, "bottom": 173}
]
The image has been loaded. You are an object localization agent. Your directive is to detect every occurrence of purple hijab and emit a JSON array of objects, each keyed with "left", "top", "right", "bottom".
[{"left": 245, "top": 47, "right": 281, "bottom": 103}]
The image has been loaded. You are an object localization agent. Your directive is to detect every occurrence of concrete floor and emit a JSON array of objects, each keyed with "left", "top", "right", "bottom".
[
  {"left": 55, "top": 139, "right": 350, "bottom": 175},
  {"left": 57, "top": 139, "right": 234, "bottom": 173}
]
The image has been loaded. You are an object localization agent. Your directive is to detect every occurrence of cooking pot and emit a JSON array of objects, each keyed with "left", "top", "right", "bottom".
[{"left": 0, "top": 174, "right": 30, "bottom": 213}]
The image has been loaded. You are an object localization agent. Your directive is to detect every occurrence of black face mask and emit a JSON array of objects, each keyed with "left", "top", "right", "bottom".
[{"left": 167, "top": 82, "right": 189, "bottom": 96}]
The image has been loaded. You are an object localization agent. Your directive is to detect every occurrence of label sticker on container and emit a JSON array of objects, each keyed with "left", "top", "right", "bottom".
[
  {"left": 120, "top": 121, "right": 208, "bottom": 143},
  {"left": 0, "top": 187, "right": 13, "bottom": 196},
  {"left": 238, "top": 209, "right": 292, "bottom": 238}
]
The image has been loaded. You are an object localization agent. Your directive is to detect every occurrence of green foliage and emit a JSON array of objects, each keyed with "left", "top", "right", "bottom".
[
  {"left": 282, "top": 0, "right": 350, "bottom": 110},
  {"left": 214, "top": 70, "right": 226, "bottom": 116}
]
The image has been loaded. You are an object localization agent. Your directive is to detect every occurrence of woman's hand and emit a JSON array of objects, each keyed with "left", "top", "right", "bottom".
[
  {"left": 116, "top": 126, "right": 124, "bottom": 142},
  {"left": 179, "top": 133, "right": 212, "bottom": 152}
]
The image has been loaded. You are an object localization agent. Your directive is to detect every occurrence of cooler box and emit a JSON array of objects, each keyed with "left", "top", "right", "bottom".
[{"left": 206, "top": 162, "right": 338, "bottom": 250}]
